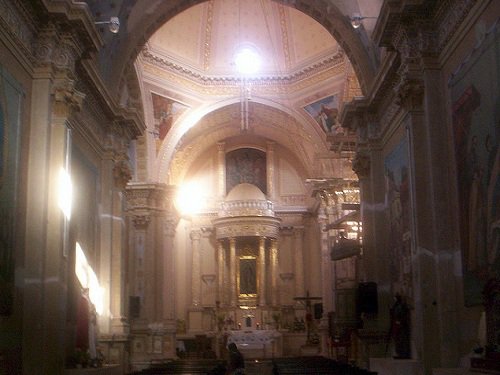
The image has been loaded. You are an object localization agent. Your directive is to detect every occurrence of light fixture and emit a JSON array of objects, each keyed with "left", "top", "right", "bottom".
[
  {"left": 350, "top": 13, "right": 377, "bottom": 29},
  {"left": 95, "top": 16, "right": 120, "bottom": 34},
  {"left": 234, "top": 47, "right": 261, "bottom": 75}
]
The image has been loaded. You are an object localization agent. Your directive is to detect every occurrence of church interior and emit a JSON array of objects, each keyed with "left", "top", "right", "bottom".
[{"left": 0, "top": 0, "right": 499, "bottom": 374}]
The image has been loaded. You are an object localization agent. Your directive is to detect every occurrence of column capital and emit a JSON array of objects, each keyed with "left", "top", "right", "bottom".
[
  {"left": 113, "top": 159, "right": 132, "bottom": 190},
  {"left": 132, "top": 214, "right": 150, "bottom": 229},
  {"left": 190, "top": 230, "right": 202, "bottom": 241},
  {"left": 352, "top": 151, "right": 371, "bottom": 179}
]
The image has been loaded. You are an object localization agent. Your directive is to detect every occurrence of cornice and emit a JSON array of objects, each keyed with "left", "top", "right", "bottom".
[
  {"left": 79, "top": 59, "right": 145, "bottom": 140},
  {"left": 0, "top": 0, "right": 36, "bottom": 72},
  {"left": 141, "top": 45, "right": 346, "bottom": 87}
]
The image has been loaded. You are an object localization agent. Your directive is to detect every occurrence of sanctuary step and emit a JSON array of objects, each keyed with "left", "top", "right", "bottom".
[
  {"left": 272, "top": 356, "right": 377, "bottom": 375},
  {"left": 128, "top": 359, "right": 226, "bottom": 375}
]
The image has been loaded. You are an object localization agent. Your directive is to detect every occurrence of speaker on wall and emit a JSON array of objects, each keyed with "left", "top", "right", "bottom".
[
  {"left": 314, "top": 303, "right": 323, "bottom": 319},
  {"left": 357, "top": 282, "right": 378, "bottom": 315}
]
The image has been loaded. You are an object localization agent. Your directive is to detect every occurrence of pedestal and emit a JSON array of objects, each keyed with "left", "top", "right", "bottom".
[{"left": 369, "top": 357, "right": 423, "bottom": 375}]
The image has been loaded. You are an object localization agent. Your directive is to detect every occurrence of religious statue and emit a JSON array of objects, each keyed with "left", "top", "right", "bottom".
[{"left": 389, "top": 294, "right": 411, "bottom": 359}]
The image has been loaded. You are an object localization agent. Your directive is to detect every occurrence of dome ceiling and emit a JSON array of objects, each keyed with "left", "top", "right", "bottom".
[
  {"left": 147, "top": 0, "right": 340, "bottom": 76},
  {"left": 131, "top": 0, "right": 377, "bottom": 182}
]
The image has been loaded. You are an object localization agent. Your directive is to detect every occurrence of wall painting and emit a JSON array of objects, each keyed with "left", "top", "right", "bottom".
[
  {"left": 384, "top": 137, "right": 413, "bottom": 300},
  {"left": 450, "top": 22, "right": 500, "bottom": 306},
  {"left": 226, "top": 148, "right": 266, "bottom": 195},
  {"left": 303, "top": 95, "right": 342, "bottom": 134}
]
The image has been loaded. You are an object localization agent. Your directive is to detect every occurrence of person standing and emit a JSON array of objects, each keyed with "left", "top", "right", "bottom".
[{"left": 226, "top": 342, "right": 245, "bottom": 375}]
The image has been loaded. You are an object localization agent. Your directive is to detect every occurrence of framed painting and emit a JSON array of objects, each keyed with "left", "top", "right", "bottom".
[{"left": 225, "top": 148, "right": 266, "bottom": 195}]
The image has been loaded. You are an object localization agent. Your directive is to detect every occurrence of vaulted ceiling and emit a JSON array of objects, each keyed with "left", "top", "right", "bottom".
[{"left": 83, "top": 0, "right": 383, "bottom": 185}]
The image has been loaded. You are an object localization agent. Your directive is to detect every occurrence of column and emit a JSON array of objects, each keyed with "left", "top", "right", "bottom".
[
  {"left": 162, "top": 215, "right": 177, "bottom": 358},
  {"left": 131, "top": 215, "right": 150, "bottom": 317},
  {"left": 217, "top": 142, "right": 226, "bottom": 198},
  {"left": 266, "top": 141, "right": 275, "bottom": 199},
  {"left": 23, "top": 28, "right": 84, "bottom": 375},
  {"left": 270, "top": 239, "right": 278, "bottom": 306},
  {"left": 229, "top": 238, "right": 237, "bottom": 307},
  {"left": 258, "top": 237, "right": 267, "bottom": 306},
  {"left": 162, "top": 217, "right": 177, "bottom": 323},
  {"left": 293, "top": 228, "right": 305, "bottom": 298},
  {"left": 109, "top": 157, "right": 131, "bottom": 335},
  {"left": 217, "top": 241, "right": 225, "bottom": 303},
  {"left": 317, "top": 205, "right": 333, "bottom": 313},
  {"left": 191, "top": 230, "right": 202, "bottom": 306}
]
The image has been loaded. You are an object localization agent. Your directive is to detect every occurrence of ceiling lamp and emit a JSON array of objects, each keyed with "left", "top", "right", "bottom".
[
  {"left": 350, "top": 13, "right": 377, "bottom": 29},
  {"left": 234, "top": 47, "right": 261, "bottom": 75},
  {"left": 95, "top": 16, "right": 120, "bottom": 34}
]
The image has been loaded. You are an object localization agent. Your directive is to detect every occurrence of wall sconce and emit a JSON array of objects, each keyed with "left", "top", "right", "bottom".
[
  {"left": 95, "top": 16, "right": 120, "bottom": 34},
  {"left": 350, "top": 13, "right": 377, "bottom": 29}
]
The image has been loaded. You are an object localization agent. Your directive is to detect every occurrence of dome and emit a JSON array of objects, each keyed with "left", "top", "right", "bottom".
[{"left": 226, "top": 183, "right": 266, "bottom": 201}]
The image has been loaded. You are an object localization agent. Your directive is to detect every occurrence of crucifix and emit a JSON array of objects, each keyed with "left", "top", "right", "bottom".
[{"left": 294, "top": 290, "right": 322, "bottom": 344}]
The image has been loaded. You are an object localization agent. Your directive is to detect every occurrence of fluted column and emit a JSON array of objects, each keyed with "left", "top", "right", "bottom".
[
  {"left": 270, "top": 239, "right": 278, "bottom": 306},
  {"left": 217, "top": 142, "right": 226, "bottom": 198},
  {"left": 266, "top": 141, "right": 275, "bottom": 198},
  {"left": 258, "top": 237, "right": 267, "bottom": 306},
  {"left": 319, "top": 206, "right": 333, "bottom": 313},
  {"left": 229, "top": 238, "right": 237, "bottom": 306},
  {"left": 131, "top": 215, "right": 150, "bottom": 316},
  {"left": 217, "top": 241, "right": 225, "bottom": 303},
  {"left": 191, "top": 230, "right": 202, "bottom": 306},
  {"left": 162, "top": 219, "right": 177, "bottom": 322},
  {"left": 293, "top": 228, "right": 305, "bottom": 298}
]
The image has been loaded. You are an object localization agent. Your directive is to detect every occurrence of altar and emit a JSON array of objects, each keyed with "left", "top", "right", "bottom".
[{"left": 227, "top": 330, "right": 282, "bottom": 359}]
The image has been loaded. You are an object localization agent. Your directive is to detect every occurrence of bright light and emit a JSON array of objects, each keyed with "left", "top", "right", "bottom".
[
  {"left": 75, "top": 242, "right": 105, "bottom": 315},
  {"left": 58, "top": 168, "right": 72, "bottom": 220},
  {"left": 234, "top": 47, "right": 261, "bottom": 74},
  {"left": 175, "top": 181, "right": 205, "bottom": 216}
]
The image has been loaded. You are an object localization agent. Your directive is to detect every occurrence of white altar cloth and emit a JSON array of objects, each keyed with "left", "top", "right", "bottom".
[{"left": 227, "top": 330, "right": 282, "bottom": 358}]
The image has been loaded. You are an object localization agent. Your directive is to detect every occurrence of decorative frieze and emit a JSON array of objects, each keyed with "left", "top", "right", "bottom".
[
  {"left": 0, "top": 0, "right": 35, "bottom": 58},
  {"left": 125, "top": 183, "right": 176, "bottom": 212},
  {"left": 436, "top": 0, "right": 478, "bottom": 50},
  {"left": 214, "top": 217, "right": 281, "bottom": 239}
]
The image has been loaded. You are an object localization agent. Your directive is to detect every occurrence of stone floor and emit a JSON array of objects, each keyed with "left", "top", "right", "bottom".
[{"left": 244, "top": 359, "right": 274, "bottom": 375}]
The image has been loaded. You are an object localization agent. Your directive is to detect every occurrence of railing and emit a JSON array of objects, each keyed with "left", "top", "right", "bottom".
[{"left": 219, "top": 200, "right": 274, "bottom": 217}]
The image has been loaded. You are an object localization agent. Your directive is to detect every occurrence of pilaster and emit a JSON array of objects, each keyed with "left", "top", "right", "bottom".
[
  {"left": 191, "top": 230, "right": 202, "bottom": 307},
  {"left": 23, "top": 25, "right": 85, "bottom": 375},
  {"left": 217, "top": 142, "right": 226, "bottom": 199},
  {"left": 266, "top": 141, "right": 275, "bottom": 199},
  {"left": 293, "top": 228, "right": 305, "bottom": 299},
  {"left": 258, "top": 237, "right": 267, "bottom": 307},
  {"left": 270, "top": 239, "right": 279, "bottom": 306}
]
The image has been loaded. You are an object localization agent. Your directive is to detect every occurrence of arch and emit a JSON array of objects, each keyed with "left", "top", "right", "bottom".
[
  {"left": 106, "top": 0, "right": 377, "bottom": 102},
  {"left": 155, "top": 96, "right": 323, "bottom": 182}
]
